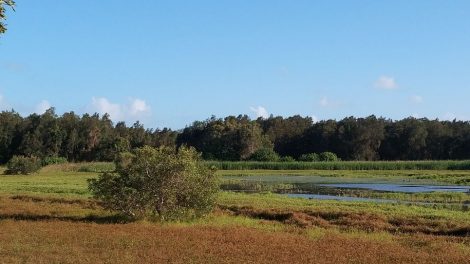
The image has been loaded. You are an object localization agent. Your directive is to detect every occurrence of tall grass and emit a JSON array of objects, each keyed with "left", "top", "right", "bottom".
[{"left": 205, "top": 160, "right": 470, "bottom": 171}]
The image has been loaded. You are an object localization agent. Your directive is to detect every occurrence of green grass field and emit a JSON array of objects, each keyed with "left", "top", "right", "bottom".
[{"left": 0, "top": 165, "right": 469, "bottom": 263}]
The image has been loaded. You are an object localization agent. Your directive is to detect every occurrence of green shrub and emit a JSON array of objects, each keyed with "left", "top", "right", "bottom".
[
  {"left": 319, "top": 152, "right": 339, "bottom": 162},
  {"left": 279, "top": 156, "right": 296, "bottom": 162},
  {"left": 248, "top": 148, "right": 280, "bottom": 162},
  {"left": 299, "top": 153, "right": 320, "bottom": 162},
  {"left": 42, "top": 156, "right": 68, "bottom": 166},
  {"left": 88, "top": 146, "right": 219, "bottom": 221},
  {"left": 77, "top": 162, "right": 116, "bottom": 173},
  {"left": 5, "top": 156, "right": 42, "bottom": 175}
]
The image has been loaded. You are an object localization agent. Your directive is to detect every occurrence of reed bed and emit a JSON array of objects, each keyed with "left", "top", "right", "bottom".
[{"left": 205, "top": 160, "right": 470, "bottom": 171}]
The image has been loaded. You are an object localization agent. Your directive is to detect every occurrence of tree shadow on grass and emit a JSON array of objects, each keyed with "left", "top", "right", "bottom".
[{"left": 0, "top": 213, "right": 133, "bottom": 224}]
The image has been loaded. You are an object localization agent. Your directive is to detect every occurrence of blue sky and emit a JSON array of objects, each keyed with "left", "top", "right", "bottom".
[{"left": 1, "top": 1, "right": 470, "bottom": 129}]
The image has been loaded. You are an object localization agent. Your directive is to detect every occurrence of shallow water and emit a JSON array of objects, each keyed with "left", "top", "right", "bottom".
[
  {"left": 319, "top": 183, "right": 470, "bottom": 193},
  {"left": 223, "top": 175, "right": 470, "bottom": 206},
  {"left": 286, "top": 193, "right": 399, "bottom": 203}
]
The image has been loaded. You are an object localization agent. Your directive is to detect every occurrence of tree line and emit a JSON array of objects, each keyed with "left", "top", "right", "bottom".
[{"left": 1, "top": 109, "right": 470, "bottom": 163}]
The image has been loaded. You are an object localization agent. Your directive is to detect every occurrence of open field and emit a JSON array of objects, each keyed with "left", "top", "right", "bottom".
[{"left": 0, "top": 165, "right": 469, "bottom": 263}]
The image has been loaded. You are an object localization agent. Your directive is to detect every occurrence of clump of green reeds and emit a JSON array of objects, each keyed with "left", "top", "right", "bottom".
[{"left": 205, "top": 160, "right": 470, "bottom": 170}]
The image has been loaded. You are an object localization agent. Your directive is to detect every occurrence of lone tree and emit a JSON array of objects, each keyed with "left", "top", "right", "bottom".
[
  {"left": 0, "top": 0, "right": 15, "bottom": 35},
  {"left": 89, "top": 146, "right": 219, "bottom": 221}
]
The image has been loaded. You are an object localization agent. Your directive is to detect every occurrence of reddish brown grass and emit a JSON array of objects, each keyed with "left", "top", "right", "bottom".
[
  {"left": 221, "top": 205, "right": 470, "bottom": 237},
  {"left": 0, "top": 195, "right": 468, "bottom": 263},
  {"left": 1, "top": 220, "right": 469, "bottom": 264}
]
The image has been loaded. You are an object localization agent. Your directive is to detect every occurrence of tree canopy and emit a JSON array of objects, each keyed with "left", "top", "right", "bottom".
[
  {"left": 0, "top": 0, "right": 15, "bottom": 35},
  {"left": 1, "top": 109, "right": 470, "bottom": 162}
]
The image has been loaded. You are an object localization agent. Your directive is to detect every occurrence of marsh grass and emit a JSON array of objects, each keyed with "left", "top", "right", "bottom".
[
  {"left": 1, "top": 166, "right": 469, "bottom": 263},
  {"left": 207, "top": 160, "right": 470, "bottom": 171},
  {"left": 218, "top": 169, "right": 470, "bottom": 185}
]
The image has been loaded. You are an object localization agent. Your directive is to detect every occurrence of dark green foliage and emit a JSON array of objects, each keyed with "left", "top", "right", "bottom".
[
  {"left": 5, "top": 155, "right": 42, "bottom": 175},
  {"left": 248, "top": 148, "right": 280, "bottom": 162},
  {"left": 2, "top": 110, "right": 470, "bottom": 162},
  {"left": 299, "top": 153, "right": 320, "bottom": 162},
  {"left": 279, "top": 156, "right": 296, "bottom": 162},
  {"left": 88, "top": 146, "right": 219, "bottom": 221},
  {"left": 176, "top": 115, "right": 271, "bottom": 161},
  {"left": 42, "top": 156, "right": 68, "bottom": 166},
  {"left": 319, "top": 152, "right": 339, "bottom": 162},
  {"left": 0, "top": 110, "right": 177, "bottom": 164},
  {"left": 0, "top": 0, "right": 15, "bottom": 35}
]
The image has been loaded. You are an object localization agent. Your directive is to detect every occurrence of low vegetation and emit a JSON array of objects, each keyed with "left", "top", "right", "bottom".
[
  {"left": 0, "top": 165, "right": 469, "bottom": 263},
  {"left": 5, "top": 155, "right": 42, "bottom": 175},
  {"left": 206, "top": 160, "right": 470, "bottom": 171}
]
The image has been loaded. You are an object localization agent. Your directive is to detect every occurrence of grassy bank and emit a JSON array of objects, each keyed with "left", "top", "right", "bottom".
[{"left": 218, "top": 169, "right": 470, "bottom": 185}]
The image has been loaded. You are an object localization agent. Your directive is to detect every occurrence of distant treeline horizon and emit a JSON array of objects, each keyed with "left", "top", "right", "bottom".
[{"left": 1, "top": 108, "right": 470, "bottom": 163}]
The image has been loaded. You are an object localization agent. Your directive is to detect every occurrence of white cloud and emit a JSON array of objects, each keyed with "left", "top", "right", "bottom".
[
  {"left": 129, "top": 98, "right": 150, "bottom": 116},
  {"left": 319, "top": 97, "right": 329, "bottom": 107},
  {"left": 0, "top": 94, "right": 11, "bottom": 111},
  {"left": 439, "top": 112, "right": 469, "bottom": 121},
  {"left": 0, "top": 94, "right": 5, "bottom": 109},
  {"left": 311, "top": 115, "right": 319, "bottom": 123},
  {"left": 410, "top": 95, "right": 423, "bottom": 104},
  {"left": 90, "top": 97, "right": 151, "bottom": 122},
  {"left": 250, "top": 106, "right": 269, "bottom": 119},
  {"left": 35, "top": 100, "right": 52, "bottom": 114},
  {"left": 375, "top": 75, "right": 398, "bottom": 90},
  {"left": 91, "top": 97, "right": 122, "bottom": 120}
]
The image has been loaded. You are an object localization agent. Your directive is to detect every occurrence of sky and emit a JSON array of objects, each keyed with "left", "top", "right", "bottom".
[{"left": 1, "top": 1, "right": 470, "bottom": 129}]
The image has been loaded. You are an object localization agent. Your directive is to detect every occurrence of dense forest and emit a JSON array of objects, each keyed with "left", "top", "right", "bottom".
[{"left": 1, "top": 108, "right": 470, "bottom": 163}]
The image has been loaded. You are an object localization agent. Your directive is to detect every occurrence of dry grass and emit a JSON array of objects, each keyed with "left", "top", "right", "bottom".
[
  {"left": 1, "top": 221, "right": 469, "bottom": 264},
  {"left": 0, "top": 195, "right": 469, "bottom": 263},
  {"left": 221, "top": 205, "right": 470, "bottom": 237}
]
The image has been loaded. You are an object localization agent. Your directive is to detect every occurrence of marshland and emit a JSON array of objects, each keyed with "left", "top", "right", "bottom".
[{"left": 2, "top": 1, "right": 470, "bottom": 263}]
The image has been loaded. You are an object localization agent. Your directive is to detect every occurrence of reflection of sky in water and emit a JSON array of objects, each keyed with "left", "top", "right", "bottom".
[
  {"left": 320, "top": 184, "right": 470, "bottom": 193},
  {"left": 224, "top": 175, "right": 469, "bottom": 187},
  {"left": 287, "top": 194, "right": 399, "bottom": 203}
]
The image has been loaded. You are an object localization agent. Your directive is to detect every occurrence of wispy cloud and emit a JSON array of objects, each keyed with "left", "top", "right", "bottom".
[
  {"left": 440, "top": 112, "right": 469, "bottom": 121},
  {"left": 90, "top": 97, "right": 151, "bottom": 122},
  {"left": 319, "top": 96, "right": 341, "bottom": 108},
  {"left": 0, "top": 94, "right": 12, "bottom": 111},
  {"left": 319, "top": 97, "right": 330, "bottom": 107},
  {"left": 0, "top": 94, "right": 7, "bottom": 110},
  {"left": 250, "top": 106, "right": 269, "bottom": 119},
  {"left": 375, "top": 75, "right": 398, "bottom": 90},
  {"left": 410, "top": 95, "right": 423, "bottom": 104},
  {"left": 3, "top": 62, "right": 28, "bottom": 73},
  {"left": 35, "top": 100, "right": 52, "bottom": 114}
]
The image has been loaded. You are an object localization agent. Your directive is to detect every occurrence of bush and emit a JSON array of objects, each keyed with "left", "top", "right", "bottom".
[
  {"left": 319, "top": 152, "right": 339, "bottom": 162},
  {"left": 5, "top": 156, "right": 42, "bottom": 175},
  {"left": 248, "top": 148, "right": 280, "bottom": 162},
  {"left": 88, "top": 146, "right": 219, "bottom": 221},
  {"left": 299, "top": 153, "right": 320, "bottom": 162},
  {"left": 279, "top": 156, "right": 296, "bottom": 162},
  {"left": 77, "top": 162, "right": 116, "bottom": 173},
  {"left": 42, "top": 156, "right": 68, "bottom": 166}
]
